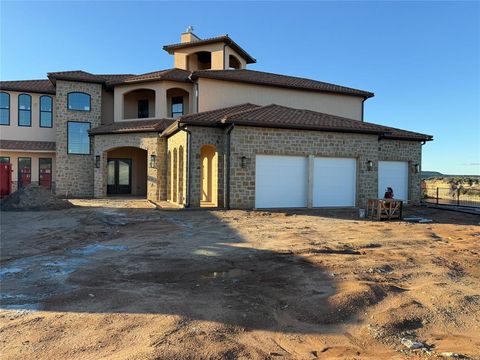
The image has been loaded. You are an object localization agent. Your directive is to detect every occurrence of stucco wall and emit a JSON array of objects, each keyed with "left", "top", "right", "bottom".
[
  {"left": 0, "top": 150, "right": 56, "bottom": 192},
  {"left": 197, "top": 78, "right": 364, "bottom": 120},
  {"left": 113, "top": 81, "right": 193, "bottom": 121},
  {"left": 93, "top": 132, "right": 162, "bottom": 201},
  {"left": 227, "top": 126, "right": 422, "bottom": 209},
  {"left": 55, "top": 80, "right": 102, "bottom": 197},
  {"left": 0, "top": 90, "right": 56, "bottom": 142}
]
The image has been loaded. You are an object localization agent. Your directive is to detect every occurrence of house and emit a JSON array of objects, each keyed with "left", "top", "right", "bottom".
[{"left": 0, "top": 29, "right": 432, "bottom": 209}]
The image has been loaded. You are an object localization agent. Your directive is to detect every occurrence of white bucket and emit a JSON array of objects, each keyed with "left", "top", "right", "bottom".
[{"left": 359, "top": 208, "right": 366, "bottom": 218}]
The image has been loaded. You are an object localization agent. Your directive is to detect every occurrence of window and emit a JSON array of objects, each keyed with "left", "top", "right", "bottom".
[
  {"left": 40, "top": 96, "right": 53, "bottom": 127},
  {"left": 171, "top": 96, "right": 183, "bottom": 118},
  {"left": 0, "top": 92, "right": 9, "bottom": 125},
  {"left": 138, "top": 99, "right": 149, "bottom": 118},
  {"left": 67, "top": 92, "right": 91, "bottom": 111},
  {"left": 18, "top": 94, "right": 31, "bottom": 126},
  {"left": 0, "top": 157, "right": 10, "bottom": 163},
  {"left": 67, "top": 121, "right": 91, "bottom": 154}
]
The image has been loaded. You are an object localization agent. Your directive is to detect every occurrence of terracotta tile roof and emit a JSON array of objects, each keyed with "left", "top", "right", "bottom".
[
  {"left": 222, "top": 104, "right": 432, "bottom": 141},
  {"left": 0, "top": 140, "right": 56, "bottom": 151},
  {"left": 47, "top": 71, "right": 135, "bottom": 85},
  {"left": 120, "top": 69, "right": 192, "bottom": 85},
  {"left": 0, "top": 79, "right": 56, "bottom": 94},
  {"left": 89, "top": 119, "right": 175, "bottom": 135},
  {"left": 163, "top": 35, "right": 256, "bottom": 64},
  {"left": 191, "top": 69, "right": 374, "bottom": 98},
  {"left": 169, "top": 103, "right": 432, "bottom": 141}
]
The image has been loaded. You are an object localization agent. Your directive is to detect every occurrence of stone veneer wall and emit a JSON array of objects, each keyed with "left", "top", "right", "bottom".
[
  {"left": 166, "top": 130, "right": 187, "bottom": 206},
  {"left": 378, "top": 139, "right": 422, "bottom": 202},
  {"left": 92, "top": 132, "right": 163, "bottom": 201},
  {"left": 55, "top": 80, "right": 102, "bottom": 197},
  {"left": 187, "top": 126, "right": 225, "bottom": 208},
  {"left": 228, "top": 126, "right": 422, "bottom": 209}
]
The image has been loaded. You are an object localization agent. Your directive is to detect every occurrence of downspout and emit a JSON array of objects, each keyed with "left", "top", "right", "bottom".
[
  {"left": 224, "top": 123, "right": 235, "bottom": 209},
  {"left": 361, "top": 97, "right": 367, "bottom": 122},
  {"left": 178, "top": 123, "right": 192, "bottom": 208}
]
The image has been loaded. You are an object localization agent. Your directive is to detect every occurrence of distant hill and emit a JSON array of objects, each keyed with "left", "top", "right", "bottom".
[
  {"left": 421, "top": 171, "right": 480, "bottom": 180},
  {"left": 421, "top": 171, "right": 444, "bottom": 179}
]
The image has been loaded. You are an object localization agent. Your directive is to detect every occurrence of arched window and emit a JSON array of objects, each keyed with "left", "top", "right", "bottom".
[
  {"left": 0, "top": 92, "right": 9, "bottom": 125},
  {"left": 18, "top": 94, "right": 31, "bottom": 126},
  {"left": 40, "top": 96, "right": 53, "bottom": 128},
  {"left": 67, "top": 92, "right": 91, "bottom": 111},
  {"left": 229, "top": 55, "right": 241, "bottom": 69}
]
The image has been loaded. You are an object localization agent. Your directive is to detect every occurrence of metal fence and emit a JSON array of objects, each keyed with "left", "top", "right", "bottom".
[{"left": 423, "top": 187, "right": 480, "bottom": 208}]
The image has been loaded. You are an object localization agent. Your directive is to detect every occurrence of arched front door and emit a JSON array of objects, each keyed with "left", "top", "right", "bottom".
[{"left": 200, "top": 145, "right": 218, "bottom": 207}]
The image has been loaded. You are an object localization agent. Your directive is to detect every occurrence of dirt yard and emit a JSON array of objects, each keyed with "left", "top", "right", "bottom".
[{"left": 0, "top": 200, "right": 479, "bottom": 359}]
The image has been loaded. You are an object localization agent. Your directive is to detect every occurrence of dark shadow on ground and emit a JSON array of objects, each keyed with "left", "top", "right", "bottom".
[{"left": 0, "top": 206, "right": 385, "bottom": 334}]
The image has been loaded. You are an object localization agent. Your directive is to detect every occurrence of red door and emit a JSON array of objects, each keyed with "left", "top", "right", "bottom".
[
  {"left": 0, "top": 163, "right": 12, "bottom": 198},
  {"left": 39, "top": 158, "right": 52, "bottom": 190},
  {"left": 18, "top": 157, "right": 31, "bottom": 189}
]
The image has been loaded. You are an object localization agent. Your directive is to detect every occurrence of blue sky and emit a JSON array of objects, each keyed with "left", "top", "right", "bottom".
[{"left": 1, "top": 1, "right": 479, "bottom": 175}]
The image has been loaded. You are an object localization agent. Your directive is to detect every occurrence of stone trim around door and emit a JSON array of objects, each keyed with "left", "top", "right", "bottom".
[{"left": 92, "top": 132, "right": 165, "bottom": 201}]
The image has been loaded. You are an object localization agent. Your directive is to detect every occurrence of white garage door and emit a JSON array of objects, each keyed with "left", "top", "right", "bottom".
[
  {"left": 313, "top": 157, "right": 356, "bottom": 207},
  {"left": 378, "top": 161, "right": 408, "bottom": 201},
  {"left": 255, "top": 155, "right": 308, "bottom": 208}
]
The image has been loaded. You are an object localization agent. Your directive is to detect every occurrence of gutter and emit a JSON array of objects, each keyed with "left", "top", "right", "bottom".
[
  {"left": 224, "top": 123, "right": 235, "bottom": 209},
  {"left": 178, "top": 122, "right": 192, "bottom": 208}
]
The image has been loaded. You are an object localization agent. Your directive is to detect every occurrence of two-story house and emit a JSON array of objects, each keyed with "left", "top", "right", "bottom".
[{"left": 0, "top": 29, "right": 432, "bottom": 209}]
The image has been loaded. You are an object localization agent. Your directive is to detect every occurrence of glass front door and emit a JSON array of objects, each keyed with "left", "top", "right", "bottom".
[{"left": 107, "top": 158, "right": 132, "bottom": 194}]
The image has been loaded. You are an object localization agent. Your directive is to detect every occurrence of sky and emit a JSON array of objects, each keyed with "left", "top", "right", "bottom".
[{"left": 0, "top": 1, "right": 479, "bottom": 175}]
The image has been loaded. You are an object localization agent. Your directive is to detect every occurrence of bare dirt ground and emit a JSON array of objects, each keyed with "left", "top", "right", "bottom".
[{"left": 0, "top": 199, "right": 479, "bottom": 359}]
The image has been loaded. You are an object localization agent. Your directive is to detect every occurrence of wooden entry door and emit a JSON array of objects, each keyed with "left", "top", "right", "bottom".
[{"left": 107, "top": 159, "right": 132, "bottom": 195}]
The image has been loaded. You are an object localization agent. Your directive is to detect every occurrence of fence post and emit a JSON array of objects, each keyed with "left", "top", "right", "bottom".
[
  {"left": 436, "top": 187, "right": 439, "bottom": 205},
  {"left": 457, "top": 188, "right": 460, "bottom": 207}
]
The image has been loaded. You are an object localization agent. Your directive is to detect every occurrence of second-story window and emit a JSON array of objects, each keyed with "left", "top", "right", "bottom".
[
  {"left": 138, "top": 99, "right": 149, "bottom": 118},
  {"left": 171, "top": 97, "right": 183, "bottom": 118},
  {"left": 68, "top": 92, "right": 91, "bottom": 111},
  {"left": 18, "top": 94, "right": 31, "bottom": 126},
  {"left": 40, "top": 96, "right": 53, "bottom": 128},
  {"left": 0, "top": 92, "right": 9, "bottom": 125}
]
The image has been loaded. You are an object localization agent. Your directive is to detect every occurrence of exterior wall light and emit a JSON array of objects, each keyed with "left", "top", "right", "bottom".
[
  {"left": 241, "top": 156, "right": 247, "bottom": 168},
  {"left": 414, "top": 164, "right": 420, "bottom": 174},
  {"left": 95, "top": 155, "right": 100, "bottom": 168},
  {"left": 366, "top": 160, "right": 373, "bottom": 171},
  {"left": 149, "top": 154, "right": 157, "bottom": 168}
]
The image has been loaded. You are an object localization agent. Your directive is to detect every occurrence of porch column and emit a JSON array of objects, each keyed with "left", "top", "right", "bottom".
[
  {"left": 93, "top": 150, "right": 107, "bottom": 198},
  {"left": 155, "top": 88, "right": 168, "bottom": 118}
]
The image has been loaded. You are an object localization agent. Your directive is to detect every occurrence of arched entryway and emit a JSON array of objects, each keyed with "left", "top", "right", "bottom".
[
  {"left": 200, "top": 145, "right": 218, "bottom": 207},
  {"left": 106, "top": 147, "right": 147, "bottom": 196}
]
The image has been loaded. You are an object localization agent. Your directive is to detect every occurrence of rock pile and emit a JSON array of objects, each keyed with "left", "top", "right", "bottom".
[{"left": 0, "top": 185, "right": 74, "bottom": 211}]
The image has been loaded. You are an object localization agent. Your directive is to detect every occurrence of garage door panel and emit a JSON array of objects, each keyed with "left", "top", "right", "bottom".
[
  {"left": 378, "top": 161, "right": 408, "bottom": 201},
  {"left": 313, "top": 157, "right": 356, "bottom": 207},
  {"left": 255, "top": 155, "right": 308, "bottom": 208}
]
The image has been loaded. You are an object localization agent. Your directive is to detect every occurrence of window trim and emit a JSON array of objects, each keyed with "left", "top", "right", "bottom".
[
  {"left": 0, "top": 156, "right": 10, "bottom": 163},
  {"left": 0, "top": 92, "right": 10, "bottom": 126},
  {"left": 39, "top": 95, "right": 53, "bottom": 128},
  {"left": 18, "top": 93, "right": 32, "bottom": 127},
  {"left": 67, "top": 92, "right": 91, "bottom": 112},
  {"left": 67, "top": 121, "right": 92, "bottom": 155}
]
